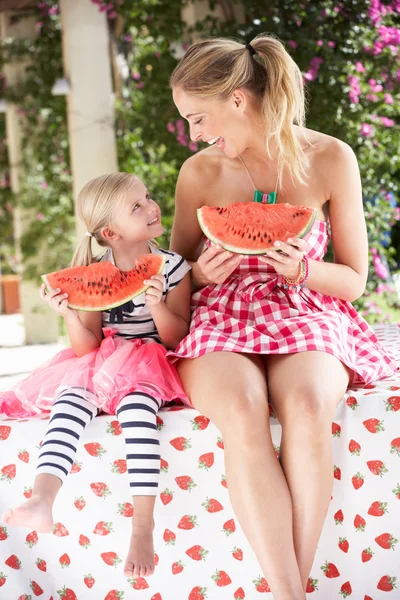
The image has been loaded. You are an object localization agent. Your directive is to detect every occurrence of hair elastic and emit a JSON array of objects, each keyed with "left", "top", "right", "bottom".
[
  {"left": 85, "top": 231, "right": 93, "bottom": 238},
  {"left": 246, "top": 43, "right": 256, "bottom": 56}
]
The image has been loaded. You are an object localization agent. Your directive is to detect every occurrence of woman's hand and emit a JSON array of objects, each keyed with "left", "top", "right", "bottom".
[
  {"left": 260, "top": 237, "right": 308, "bottom": 279},
  {"left": 144, "top": 274, "right": 166, "bottom": 307},
  {"left": 193, "top": 245, "right": 243, "bottom": 287},
  {"left": 40, "top": 284, "right": 78, "bottom": 320}
]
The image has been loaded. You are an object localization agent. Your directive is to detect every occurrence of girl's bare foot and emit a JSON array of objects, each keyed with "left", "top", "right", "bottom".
[
  {"left": 124, "top": 519, "right": 155, "bottom": 578},
  {"left": 1, "top": 495, "right": 53, "bottom": 533}
]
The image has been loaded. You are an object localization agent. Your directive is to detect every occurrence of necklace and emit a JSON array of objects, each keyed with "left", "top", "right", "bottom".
[{"left": 238, "top": 155, "right": 278, "bottom": 204}]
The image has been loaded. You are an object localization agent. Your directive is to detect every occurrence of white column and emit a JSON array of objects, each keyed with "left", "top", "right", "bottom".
[{"left": 59, "top": 0, "right": 118, "bottom": 241}]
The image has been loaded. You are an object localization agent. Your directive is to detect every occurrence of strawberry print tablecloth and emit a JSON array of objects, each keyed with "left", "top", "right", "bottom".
[{"left": 0, "top": 324, "right": 399, "bottom": 600}]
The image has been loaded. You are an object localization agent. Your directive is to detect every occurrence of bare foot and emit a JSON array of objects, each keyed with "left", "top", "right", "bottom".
[
  {"left": 1, "top": 495, "right": 53, "bottom": 533},
  {"left": 123, "top": 520, "right": 155, "bottom": 578}
]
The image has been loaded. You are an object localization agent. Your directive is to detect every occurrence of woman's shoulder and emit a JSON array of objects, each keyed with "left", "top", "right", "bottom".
[
  {"left": 302, "top": 127, "right": 355, "bottom": 163},
  {"left": 178, "top": 145, "right": 226, "bottom": 183}
]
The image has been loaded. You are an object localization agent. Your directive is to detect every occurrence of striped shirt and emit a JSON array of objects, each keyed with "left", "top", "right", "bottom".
[{"left": 100, "top": 245, "right": 191, "bottom": 344}]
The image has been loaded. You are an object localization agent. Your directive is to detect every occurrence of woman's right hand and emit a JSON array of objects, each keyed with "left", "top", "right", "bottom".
[
  {"left": 192, "top": 245, "right": 243, "bottom": 288},
  {"left": 40, "top": 283, "right": 78, "bottom": 320}
]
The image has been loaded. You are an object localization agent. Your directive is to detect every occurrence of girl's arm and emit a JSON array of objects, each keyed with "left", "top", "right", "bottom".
[{"left": 144, "top": 273, "right": 191, "bottom": 350}]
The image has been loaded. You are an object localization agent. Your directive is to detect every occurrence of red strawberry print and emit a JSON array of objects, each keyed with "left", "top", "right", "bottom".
[
  {"left": 364, "top": 596, "right": 373, "bottom": 600},
  {"left": 18, "top": 449, "right": 30, "bottom": 463},
  {"left": 1, "top": 463, "right": 16, "bottom": 482},
  {"left": 346, "top": 396, "right": 358, "bottom": 410},
  {"left": 90, "top": 481, "right": 111, "bottom": 498},
  {"left": 332, "top": 422, "right": 341, "bottom": 437},
  {"left": 321, "top": 561, "right": 340, "bottom": 578},
  {"left": 354, "top": 514, "right": 366, "bottom": 532},
  {"left": 175, "top": 475, "right": 197, "bottom": 491},
  {"left": 101, "top": 552, "right": 122, "bottom": 567},
  {"left": 30, "top": 580, "right": 44, "bottom": 596},
  {"left": 56, "top": 587, "right": 77, "bottom": 600},
  {"left": 84, "top": 442, "right": 106, "bottom": 457},
  {"left": 186, "top": 545, "right": 209, "bottom": 561},
  {"left": 74, "top": 496, "right": 86, "bottom": 511},
  {"left": 160, "top": 489, "right": 174, "bottom": 505},
  {"left": 202, "top": 497, "right": 223, "bottom": 513},
  {"left": 172, "top": 560, "right": 184, "bottom": 574},
  {"left": 363, "top": 418, "right": 384, "bottom": 433},
  {"left": 154, "top": 553, "right": 159, "bottom": 566},
  {"left": 306, "top": 578, "right": 319, "bottom": 592},
  {"left": 351, "top": 472, "right": 365, "bottom": 490},
  {"left": 361, "top": 547, "right": 374, "bottom": 562},
  {"left": 78, "top": 534, "right": 91, "bottom": 548},
  {"left": 178, "top": 515, "right": 198, "bottom": 530},
  {"left": 388, "top": 386, "right": 400, "bottom": 391},
  {"left": 52, "top": 522, "right": 69, "bottom": 537},
  {"left": 273, "top": 443, "right": 280, "bottom": 458},
  {"left": 117, "top": 501, "right": 133, "bottom": 517},
  {"left": 93, "top": 521, "right": 113, "bottom": 535},
  {"left": 163, "top": 529, "right": 176, "bottom": 545},
  {"left": 253, "top": 576, "right": 271, "bottom": 592},
  {"left": 17, "top": 595, "right": 31, "bottom": 600},
  {"left": 232, "top": 546, "right": 243, "bottom": 561},
  {"left": 0, "top": 526, "right": 8, "bottom": 541},
  {"left": 111, "top": 459, "right": 127, "bottom": 474},
  {"left": 127, "top": 577, "right": 149, "bottom": 590},
  {"left": 367, "top": 460, "right": 388, "bottom": 477},
  {"left": 160, "top": 458, "right": 169, "bottom": 472},
  {"left": 338, "top": 537, "right": 349, "bottom": 553},
  {"left": 198, "top": 452, "right": 214, "bottom": 470},
  {"left": 36, "top": 558, "right": 47, "bottom": 572},
  {"left": 222, "top": 518, "right": 236, "bottom": 535},
  {"left": 70, "top": 461, "right": 82, "bottom": 474},
  {"left": 5, "top": 554, "right": 22, "bottom": 569},
  {"left": 23, "top": 486, "right": 32, "bottom": 499},
  {"left": 211, "top": 569, "right": 232, "bottom": 587},
  {"left": 191, "top": 415, "right": 210, "bottom": 430},
  {"left": 151, "top": 594, "right": 162, "bottom": 600},
  {"left": 393, "top": 484, "right": 400, "bottom": 499},
  {"left": 268, "top": 403, "right": 276, "bottom": 418},
  {"left": 368, "top": 501, "right": 388, "bottom": 516},
  {"left": 385, "top": 396, "right": 400, "bottom": 411},
  {"left": 377, "top": 575, "right": 397, "bottom": 591},
  {"left": 0, "top": 571, "right": 6, "bottom": 587},
  {"left": 234, "top": 588, "right": 245, "bottom": 599},
  {"left": 188, "top": 587, "right": 207, "bottom": 600},
  {"left": 106, "top": 420, "right": 122, "bottom": 435},
  {"left": 390, "top": 437, "right": 400, "bottom": 456},
  {"left": 0, "top": 425, "right": 11, "bottom": 441},
  {"left": 104, "top": 591, "right": 124, "bottom": 600},
  {"left": 375, "top": 533, "right": 398, "bottom": 549},
  {"left": 25, "top": 530, "right": 38, "bottom": 547},
  {"left": 221, "top": 474, "right": 228, "bottom": 488},
  {"left": 59, "top": 553, "right": 71, "bottom": 567},
  {"left": 170, "top": 436, "right": 191, "bottom": 451},
  {"left": 334, "top": 509, "right": 344, "bottom": 525},
  {"left": 348, "top": 439, "right": 361, "bottom": 455},
  {"left": 340, "top": 581, "right": 352, "bottom": 597},
  {"left": 216, "top": 437, "right": 224, "bottom": 449},
  {"left": 333, "top": 465, "right": 341, "bottom": 480},
  {"left": 156, "top": 415, "right": 165, "bottom": 430}
]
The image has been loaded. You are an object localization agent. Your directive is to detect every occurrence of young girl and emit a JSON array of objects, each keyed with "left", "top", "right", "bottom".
[{"left": 0, "top": 172, "right": 192, "bottom": 579}]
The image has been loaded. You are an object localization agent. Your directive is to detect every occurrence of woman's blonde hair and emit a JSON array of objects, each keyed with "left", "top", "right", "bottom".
[
  {"left": 170, "top": 34, "right": 308, "bottom": 187},
  {"left": 71, "top": 172, "right": 136, "bottom": 267}
]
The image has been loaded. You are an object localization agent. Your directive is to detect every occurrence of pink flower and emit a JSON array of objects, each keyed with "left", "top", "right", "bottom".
[
  {"left": 355, "top": 61, "right": 365, "bottom": 72},
  {"left": 124, "top": 35, "right": 132, "bottom": 43},
  {"left": 40, "top": 181, "right": 48, "bottom": 189},
  {"left": 384, "top": 93, "right": 394, "bottom": 104},
  {"left": 136, "top": 82, "right": 144, "bottom": 89},
  {"left": 328, "top": 41, "right": 336, "bottom": 48},
  {"left": 381, "top": 116, "right": 395, "bottom": 127},
  {"left": 167, "top": 122, "right": 175, "bottom": 133},
  {"left": 36, "top": 213, "right": 45, "bottom": 222},
  {"left": 366, "top": 93, "right": 378, "bottom": 102},
  {"left": 108, "top": 11, "right": 117, "bottom": 19},
  {"left": 175, "top": 118, "right": 185, "bottom": 134},
  {"left": 360, "top": 123, "right": 373, "bottom": 137},
  {"left": 317, "top": 40, "right": 323, "bottom": 46},
  {"left": 176, "top": 134, "right": 188, "bottom": 147},
  {"left": 131, "top": 71, "right": 140, "bottom": 80},
  {"left": 288, "top": 40, "right": 297, "bottom": 49},
  {"left": 155, "top": 51, "right": 161, "bottom": 58},
  {"left": 188, "top": 142, "right": 198, "bottom": 152}
]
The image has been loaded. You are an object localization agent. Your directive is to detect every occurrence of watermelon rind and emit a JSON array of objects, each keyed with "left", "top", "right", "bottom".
[
  {"left": 197, "top": 204, "right": 317, "bottom": 255},
  {"left": 42, "top": 254, "right": 166, "bottom": 312}
]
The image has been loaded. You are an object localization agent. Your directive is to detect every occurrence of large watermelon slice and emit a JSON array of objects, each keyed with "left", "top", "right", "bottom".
[
  {"left": 42, "top": 254, "right": 165, "bottom": 312},
  {"left": 197, "top": 202, "right": 317, "bottom": 254}
]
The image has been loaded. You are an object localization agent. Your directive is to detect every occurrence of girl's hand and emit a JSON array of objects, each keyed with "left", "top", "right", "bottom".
[
  {"left": 259, "top": 237, "right": 308, "bottom": 278},
  {"left": 39, "top": 283, "right": 78, "bottom": 320},
  {"left": 144, "top": 274, "right": 166, "bottom": 307},
  {"left": 194, "top": 244, "right": 243, "bottom": 286}
]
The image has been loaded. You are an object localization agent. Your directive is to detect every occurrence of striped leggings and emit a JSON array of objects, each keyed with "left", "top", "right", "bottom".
[{"left": 36, "top": 388, "right": 166, "bottom": 496}]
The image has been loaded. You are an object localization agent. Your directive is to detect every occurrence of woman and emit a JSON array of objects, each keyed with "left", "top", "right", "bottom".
[{"left": 168, "top": 35, "right": 397, "bottom": 599}]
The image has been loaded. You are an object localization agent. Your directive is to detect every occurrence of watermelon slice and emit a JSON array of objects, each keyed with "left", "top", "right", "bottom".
[
  {"left": 42, "top": 254, "right": 165, "bottom": 312},
  {"left": 197, "top": 202, "right": 317, "bottom": 255}
]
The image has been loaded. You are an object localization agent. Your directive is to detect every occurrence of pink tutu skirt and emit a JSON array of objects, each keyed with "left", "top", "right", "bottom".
[{"left": 0, "top": 328, "right": 191, "bottom": 419}]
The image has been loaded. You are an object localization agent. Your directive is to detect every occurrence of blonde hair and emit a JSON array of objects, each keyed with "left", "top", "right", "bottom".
[
  {"left": 170, "top": 34, "right": 308, "bottom": 187},
  {"left": 71, "top": 172, "right": 136, "bottom": 267}
]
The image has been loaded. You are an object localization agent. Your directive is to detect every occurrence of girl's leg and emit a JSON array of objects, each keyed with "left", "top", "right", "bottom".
[
  {"left": 178, "top": 352, "right": 305, "bottom": 600},
  {"left": 116, "top": 391, "right": 165, "bottom": 578},
  {"left": 265, "top": 351, "right": 350, "bottom": 590},
  {"left": 1, "top": 388, "right": 99, "bottom": 532}
]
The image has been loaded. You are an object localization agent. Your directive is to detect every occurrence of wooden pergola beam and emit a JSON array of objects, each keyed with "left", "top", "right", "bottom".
[{"left": 0, "top": 0, "right": 37, "bottom": 12}]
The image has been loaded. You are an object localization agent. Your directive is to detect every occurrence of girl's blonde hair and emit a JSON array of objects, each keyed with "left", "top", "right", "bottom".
[
  {"left": 71, "top": 172, "right": 136, "bottom": 267},
  {"left": 170, "top": 34, "right": 308, "bottom": 187}
]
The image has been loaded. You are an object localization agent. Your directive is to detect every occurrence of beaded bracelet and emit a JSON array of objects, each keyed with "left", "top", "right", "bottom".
[{"left": 282, "top": 255, "right": 309, "bottom": 292}]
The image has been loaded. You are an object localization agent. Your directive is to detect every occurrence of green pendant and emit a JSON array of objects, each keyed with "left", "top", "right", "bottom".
[{"left": 254, "top": 189, "right": 277, "bottom": 204}]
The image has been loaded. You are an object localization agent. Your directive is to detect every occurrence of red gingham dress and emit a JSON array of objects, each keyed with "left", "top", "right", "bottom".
[{"left": 168, "top": 220, "right": 398, "bottom": 384}]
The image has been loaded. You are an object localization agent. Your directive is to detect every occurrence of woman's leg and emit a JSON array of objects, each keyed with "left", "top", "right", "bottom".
[
  {"left": 116, "top": 391, "right": 166, "bottom": 579},
  {"left": 265, "top": 351, "right": 350, "bottom": 590},
  {"left": 1, "top": 388, "right": 99, "bottom": 532},
  {"left": 178, "top": 352, "right": 305, "bottom": 600}
]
